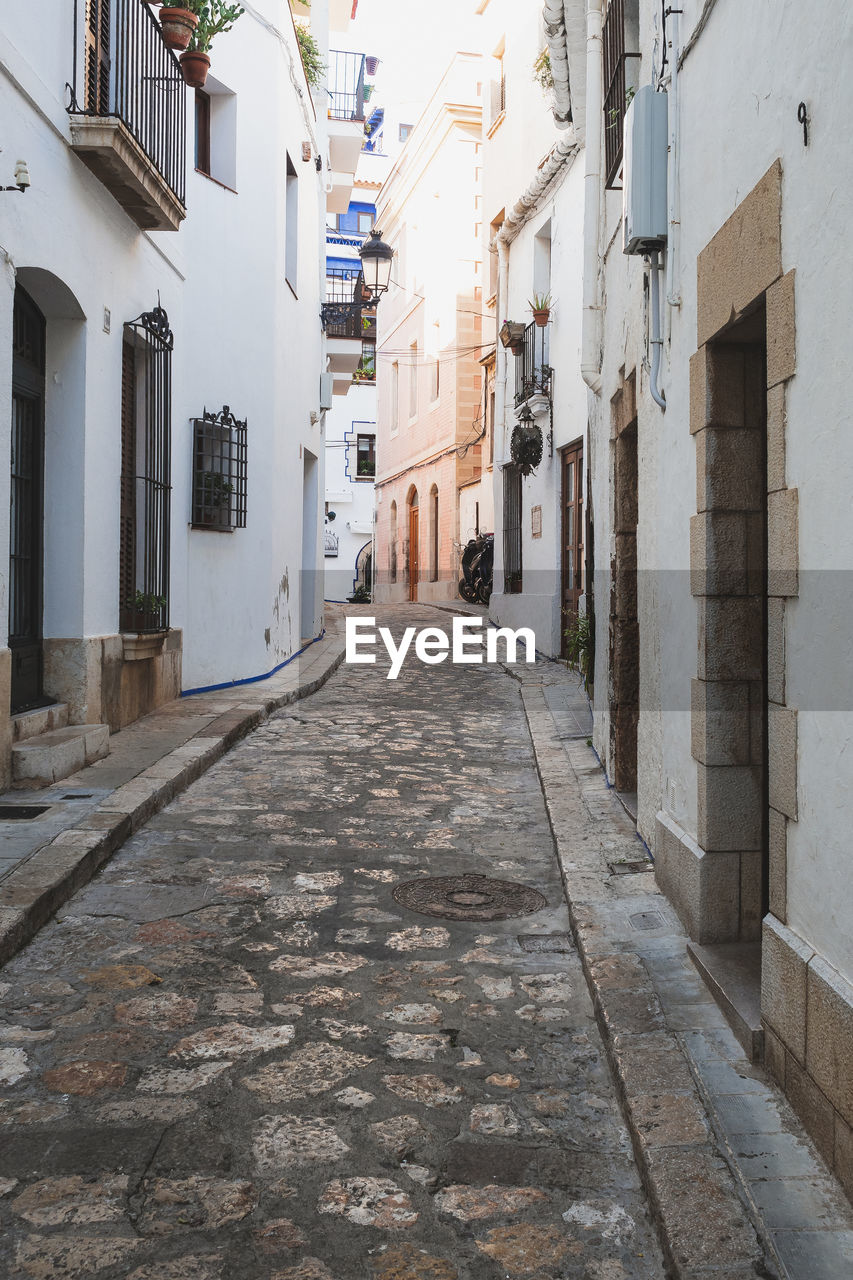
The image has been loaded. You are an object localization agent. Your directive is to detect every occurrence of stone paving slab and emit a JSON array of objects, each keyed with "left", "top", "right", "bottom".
[
  {"left": 0, "top": 613, "right": 347, "bottom": 969},
  {"left": 0, "top": 604, "right": 665, "bottom": 1280},
  {"left": 516, "top": 661, "right": 853, "bottom": 1280}
]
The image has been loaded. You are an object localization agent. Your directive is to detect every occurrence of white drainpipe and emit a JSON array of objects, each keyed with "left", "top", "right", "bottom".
[
  {"left": 494, "top": 235, "right": 510, "bottom": 464},
  {"left": 665, "top": 7, "right": 681, "bottom": 307},
  {"left": 580, "top": 0, "right": 604, "bottom": 393}
]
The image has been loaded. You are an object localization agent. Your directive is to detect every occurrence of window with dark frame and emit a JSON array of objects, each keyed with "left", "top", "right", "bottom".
[
  {"left": 120, "top": 304, "right": 173, "bottom": 635},
  {"left": 195, "top": 89, "right": 211, "bottom": 175},
  {"left": 503, "top": 464, "right": 523, "bottom": 594},
  {"left": 603, "top": 0, "right": 641, "bottom": 189},
  {"left": 191, "top": 406, "right": 248, "bottom": 530},
  {"left": 356, "top": 433, "right": 376, "bottom": 478},
  {"left": 357, "top": 211, "right": 375, "bottom": 234}
]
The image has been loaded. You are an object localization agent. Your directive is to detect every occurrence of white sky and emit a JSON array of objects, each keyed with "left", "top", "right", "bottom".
[{"left": 343, "top": 0, "right": 485, "bottom": 125}]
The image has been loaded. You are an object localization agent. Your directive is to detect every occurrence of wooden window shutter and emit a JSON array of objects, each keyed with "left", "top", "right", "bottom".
[
  {"left": 85, "top": 0, "right": 111, "bottom": 115},
  {"left": 119, "top": 339, "right": 136, "bottom": 622}
]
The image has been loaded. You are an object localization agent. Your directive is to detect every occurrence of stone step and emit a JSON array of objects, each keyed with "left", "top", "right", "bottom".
[
  {"left": 12, "top": 703, "right": 69, "bottom": 743},
  {"left": 688, "top": 939, "right": 764, "bottom": 1062},
  {"left": 12, "top": 724, "right": 110, "bottom": 789}
]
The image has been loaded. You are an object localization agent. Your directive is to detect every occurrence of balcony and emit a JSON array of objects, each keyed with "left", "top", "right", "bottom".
[
  {"left": 323, "top": 271, "right": 365, "bottom": 390},
  {"left": 514, "top": 322, "right": 551, "bottom": 409},
  {"left": 327, "top": 50, "right": 366, "bottom": 189},
  {"left": 68, "top": 0, "right": 186, "bottom": 231}
]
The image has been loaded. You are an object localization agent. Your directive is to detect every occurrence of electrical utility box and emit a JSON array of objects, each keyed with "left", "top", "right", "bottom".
[{"left": 623, "top": 86, "right": 668, "bottom": 255}]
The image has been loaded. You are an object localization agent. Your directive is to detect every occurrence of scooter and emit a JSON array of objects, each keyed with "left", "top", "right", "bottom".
[
  {"left": 458, "top": 535, "right": 484, "bottom": 603},
  {"left": 473, "top": 534, "right": 494, "bottom": 605}
]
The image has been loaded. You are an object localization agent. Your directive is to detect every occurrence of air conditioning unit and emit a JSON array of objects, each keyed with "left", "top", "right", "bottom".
[
  {"left": 319, "top": 373, "right": 334, "bottom": 410},
  {"left": 623, "top": 86, "right": 668, "bottom": 255}
]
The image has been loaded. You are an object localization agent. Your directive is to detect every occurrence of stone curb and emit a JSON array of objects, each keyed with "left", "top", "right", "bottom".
[
  {"left": 0, "top": 634, "right": 347, "bottom": 970},
  {"left": 518, "top": 683, "right": 777, "bottom": 1280}
]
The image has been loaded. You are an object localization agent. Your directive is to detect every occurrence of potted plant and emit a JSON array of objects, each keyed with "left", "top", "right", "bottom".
[
  {"left": 529, "top": 292, "right": 552, "bottom": 326},
  {"left": 123, "top": 591, "right": 169, "bottom": 658},
  {"left": 159, "top": 6, "right": 199, "bottom": 50},
  {"left": 180, "top": 1, "right": 244, "bottom": 87},
  {"left": 365, "top": 55, "right": 379, "bottom": 76}
]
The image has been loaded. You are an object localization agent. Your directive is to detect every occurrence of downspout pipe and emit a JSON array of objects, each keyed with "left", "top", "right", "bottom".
[
  {"left": 665, "top": 7, "right": 681, "bottom": 306},
  {"left": 649, "top": 250, "right": 667, "bottom": 410},
  {"left": 494, "top": 235, "right": 510, "bottom": 464},
  {"left": 580, "top": 0, "right": 604, "bottom": 393}
]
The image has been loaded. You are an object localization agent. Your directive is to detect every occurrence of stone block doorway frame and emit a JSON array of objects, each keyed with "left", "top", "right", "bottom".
[{"left": 655, "top": 159, "right": 799, "bottom": 952}]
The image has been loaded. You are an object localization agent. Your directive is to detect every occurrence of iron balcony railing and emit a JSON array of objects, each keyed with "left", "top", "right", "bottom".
[
  {"left": 328, "top": 50, "right": 367, "bottom": 123},
  {"left": 70, "top": 0, "right": 187, "bottom": 207},
  {"left": 322, "top": 269, "right": 365, "bottom": 339},
  {"left": 514, "top": 322, "right": 551, "bottom": 407}
]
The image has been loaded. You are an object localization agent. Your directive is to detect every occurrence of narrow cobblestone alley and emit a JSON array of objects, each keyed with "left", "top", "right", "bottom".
[{"left": 0, "top": 606, "right": 668, "bottom": 1280}]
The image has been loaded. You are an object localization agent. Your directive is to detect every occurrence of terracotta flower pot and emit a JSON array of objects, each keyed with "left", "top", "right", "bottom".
[
  {"left": 532, "top": 309, "right": 550, "bottom": 327},
  {"left": 180, "top": 49, "right": 211, "bottom": 88},
  {"left": 159, "top": 7, "right": 198, "bottom": 51}
]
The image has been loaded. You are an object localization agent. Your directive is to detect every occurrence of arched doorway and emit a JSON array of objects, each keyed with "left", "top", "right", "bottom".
[{"left": 407, "top": 488, "right": 419, "bottom": 602}]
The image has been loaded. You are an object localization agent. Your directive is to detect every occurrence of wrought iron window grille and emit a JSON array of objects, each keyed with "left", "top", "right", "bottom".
[
  {"left": 514, "top": 322, "right": 552, "bottom": 407},
  {"left": 121, "top": 303, "right": 173, "bottom": 635},
  {"left": 603, "top": 0, "right": 641, "bottom": 189},
  {"left": 68, "top": 0, "right": 186, "bottom": 207},
  {"left": 503, "top": 464, "right": 523, "bottom": 595},
  {"left": 191, "top": 406, "right": 248, "bottom": 532}
]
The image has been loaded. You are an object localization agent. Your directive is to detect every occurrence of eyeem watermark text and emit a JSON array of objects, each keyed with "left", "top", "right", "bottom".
[{"left": 345, "top": 616, "right": 536, "bottom": 680}]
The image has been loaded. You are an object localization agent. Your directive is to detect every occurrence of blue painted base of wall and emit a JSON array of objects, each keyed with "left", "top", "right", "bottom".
[{"left": 181, "top": 629, "right": 326, "bottom": 699}]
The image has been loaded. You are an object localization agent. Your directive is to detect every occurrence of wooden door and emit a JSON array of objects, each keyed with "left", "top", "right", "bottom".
[
  {"left": 409, "top": 506, "right": 419, "bottom": 601},
  {"left": 561, "top": 440, "right": 583, "bottom": 654},
  {"left": 9, "top": 287, "right": 46, "bottom": 713}
]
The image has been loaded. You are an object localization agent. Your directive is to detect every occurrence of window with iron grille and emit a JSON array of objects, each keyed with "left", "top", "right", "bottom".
[
  {"left": 120, "top": 305, "right": 173, "bottom": 634},
  {"left": 503, "top": 465, "right": 523, "bottom": 594},
  {"left": 356, "top": 434, "right": 375, "bottom": 479},
  {"left": 191, "top": 407, "right": 247, "bottom": 531},
  {"left": 603, "top": 0, "right": 641, "bottom": 189}
]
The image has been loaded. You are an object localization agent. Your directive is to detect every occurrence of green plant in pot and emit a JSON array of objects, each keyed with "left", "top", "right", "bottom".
[
  {"left": 180, "top": 1, "right": 245, "bottom": 88},
  {"left": 529, "top": 291, "right": 552, "bottom": 326}
]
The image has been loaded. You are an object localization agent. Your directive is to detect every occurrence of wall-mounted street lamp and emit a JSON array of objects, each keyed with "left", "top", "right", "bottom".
[
  {"left": 357, "top": 228, "right": 394, "bottom": 303},
  {"left": 2, "top": 160, "right": 30, "bottom": 194}
]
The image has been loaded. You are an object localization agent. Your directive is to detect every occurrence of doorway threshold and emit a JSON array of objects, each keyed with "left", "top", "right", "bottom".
[
  {"left": 687, "top": 940, "right": 763, "bottom": 1062},
  {"left": 615, "top": 789, "right": 638, "bottom": 822}
]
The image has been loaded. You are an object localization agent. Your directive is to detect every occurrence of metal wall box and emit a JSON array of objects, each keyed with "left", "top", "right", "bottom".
[{"left": 622, "top": 86, "right": 668, "bottom": 255}]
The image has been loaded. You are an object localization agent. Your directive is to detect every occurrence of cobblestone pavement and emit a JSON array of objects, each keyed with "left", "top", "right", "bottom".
[{"left": 0, "top": 606, "right": 665, "bottom": 1280}]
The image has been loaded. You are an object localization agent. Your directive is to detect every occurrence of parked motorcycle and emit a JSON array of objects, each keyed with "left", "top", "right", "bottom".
[
  {"left": 475, "top": 534, "right": 494, "bottom": 605},
  {"left": 458, "top": 533, "right": 493, "bottom": 605}
]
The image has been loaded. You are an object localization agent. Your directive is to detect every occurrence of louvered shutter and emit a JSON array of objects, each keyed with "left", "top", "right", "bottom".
[{"left": 85, "top": 0, "right": 111, "bottom": 115}]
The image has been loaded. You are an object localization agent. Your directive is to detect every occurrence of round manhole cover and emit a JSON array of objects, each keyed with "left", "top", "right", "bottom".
[{"left": 392, "top": 874, "right": 547, "bottom": 922}]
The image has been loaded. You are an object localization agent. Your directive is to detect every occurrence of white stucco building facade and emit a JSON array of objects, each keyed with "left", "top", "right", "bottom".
[
  {"left": 541, "top": 0, "right": 853, "bottom": 1196},
  {"left": 0, "top": 0, "right": 351, "bottom": 787},
  {"left": 482, "top": 0, "right": 588, "bottom": 657}
]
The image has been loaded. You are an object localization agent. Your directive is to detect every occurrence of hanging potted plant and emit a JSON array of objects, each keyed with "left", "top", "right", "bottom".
[
  {"left": 529, "top": 292, "right": 552, "bottom": 326},
  {"left": 365, "top": 55, "right": 380, "bottom": 76},
  {"left": 180, "top": 1, "right": 244, "bottom": 87},
  {"left": 159, "top": 6, "right": 199, "bottom": 50}
]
